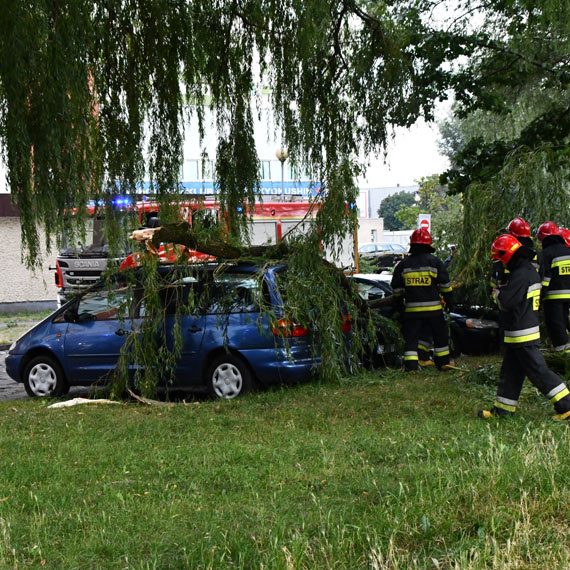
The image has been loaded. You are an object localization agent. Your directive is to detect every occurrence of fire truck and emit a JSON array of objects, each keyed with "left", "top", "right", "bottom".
[{"left": 51, "top": 198, "right": 357, "bottom": 306}]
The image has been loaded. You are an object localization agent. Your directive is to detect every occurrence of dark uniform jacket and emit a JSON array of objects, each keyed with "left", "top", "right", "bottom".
[
  {"left": 495, "top": 259, "right": 542, "bottom": 345},
  {"left": 541, "top": 241, "right": 570, "bottom": 301},
  {"left": 391, "top": 252, "right": 452, "bottom": 315}
]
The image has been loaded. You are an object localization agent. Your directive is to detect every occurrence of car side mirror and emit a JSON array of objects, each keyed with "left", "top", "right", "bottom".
[
  {"left": 76, "top": 312, "right": 97, "bottom": 323},
  {"left": 63, "top": 309, "right": 77, "bottom": 323}
]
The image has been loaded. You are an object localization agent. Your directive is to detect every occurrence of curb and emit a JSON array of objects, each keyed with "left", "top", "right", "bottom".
[{"left": 0, "top": 344, "right": 10, "bottom": 351}]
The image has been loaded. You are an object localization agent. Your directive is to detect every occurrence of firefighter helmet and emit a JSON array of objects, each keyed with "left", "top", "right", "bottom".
[
  {"left": 560, "top": 228, "right": 570, "bottom": 247},
  {"left": 410, "top": 227, "right": 432, "bottom": 245},
  {"left": 536, "top": 221, "right": 560, "bottom": 242},
  {"left": 507, "top": 217, "right": 530, "bottom": 238},
  {"left": 491, "top": 234, "right": 522, "bottom": 264}
]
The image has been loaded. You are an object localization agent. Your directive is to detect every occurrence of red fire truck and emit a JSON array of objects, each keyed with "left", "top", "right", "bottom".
[{"left": 52, "top": 198, "right": 357, "bottom": 306}]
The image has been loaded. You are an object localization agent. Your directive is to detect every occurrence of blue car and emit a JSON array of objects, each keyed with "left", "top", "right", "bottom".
[{"left": 6, "top": 264, "right": 327, "bottom": 399}]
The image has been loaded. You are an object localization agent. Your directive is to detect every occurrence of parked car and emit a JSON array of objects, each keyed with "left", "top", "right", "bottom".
[
  {"left": 352, "top": 274, "right": 500, "bottom": 358},
  {"left": 448, "top": 305, "right": 500, "bottom": 356},
  {"left": 358, "top": 242, "right": 407, "bottom": 269},
  {"left": 6, "top": 263, "right": 351, "bottom": 399},
  {"left": 350, "top": 274, "right": 398, "bottom": 367}
]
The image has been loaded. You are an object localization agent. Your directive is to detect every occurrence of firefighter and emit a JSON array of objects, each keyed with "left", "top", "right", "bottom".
[
  {"left": 480, "top": 234, "right": 570, "bottom": 420},
  {"left": 490, "top": 217, "right": 540, "bottom": 290},
  {"left": 391, "top": 228, "right": 453, "bottom": 372},
  {"left": 537, "top": 221, "right": 570, "bottom": 351}
]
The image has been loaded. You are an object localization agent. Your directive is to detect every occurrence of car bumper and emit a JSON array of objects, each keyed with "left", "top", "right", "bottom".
[
  {"left": 5, "top": 354, "right": 23, "bottom": 383},
  {"left": 241, "top": 345, "right": 321, "bottom": 386}
]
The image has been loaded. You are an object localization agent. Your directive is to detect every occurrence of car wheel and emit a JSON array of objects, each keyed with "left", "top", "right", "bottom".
[
  {"left": 207, "top": 354, "right": 252, "bottom": 399},
  {"left": 23, "top": 355, "right": 69, "bottom": 398}
]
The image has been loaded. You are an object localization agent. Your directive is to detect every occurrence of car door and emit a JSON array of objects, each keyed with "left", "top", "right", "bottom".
[
  {"left": 155, "top": 281, "right": 208, "bottom": 388},
  {"left": 63, "top": 288, "right": 133, "bottom": 383}
]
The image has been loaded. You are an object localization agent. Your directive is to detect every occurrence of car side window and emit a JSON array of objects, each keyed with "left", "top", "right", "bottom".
[
  {"left": 206, "top": 276, "right": 260, "bottom": 314},
  {"left": 75, "top": 289, "right": 128, "bottom": 321}
]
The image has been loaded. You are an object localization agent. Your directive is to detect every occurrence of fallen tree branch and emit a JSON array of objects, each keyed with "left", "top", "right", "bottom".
[{"left": 130, "top": 223, "right": 290, "bottom": 260}]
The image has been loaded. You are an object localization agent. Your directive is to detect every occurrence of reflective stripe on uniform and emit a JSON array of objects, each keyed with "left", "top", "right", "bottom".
[
  {"left": 404, "top": 351, "right": 418, "bottom": 361},
  {"left": 405, "top": 300, "right": 443, "bottom": 312},
  {"left": 497, "top": 396, "right": 518, "bottom": 407},
  {"left": 418, "top": 339, "right": 432, "bottom": 352},
  {"left": 504, "top": 326, "right": 540, "bottom": 344},
  {"left": 542, "top": 277, "right": 551, "bottom": 287},
  {"left": 546, "top": 383, "right": 570, "bottom": 403},
  {"left": 495, "top": 400, "right": 517, "bottom": 413},
  {"left": 405, "top": 305, "right": 442, "bottom": 312},
  {"left": 551, "top": 256, "right": 570, "bottom": 269},
  {"left": 527, "top": 283, "right": 542, "bottom": 295},
  {"left": 434, "top": 346, "right": 450, "bottom": 357},
  {"left": 402, "top": 266, "right": 438, "bottom": 276},
  {"left": 544, "top": 289, "right": 570, "bottom": 300},
  {"left": 439, "top": 281, "right": 453, "bottom": 293}
]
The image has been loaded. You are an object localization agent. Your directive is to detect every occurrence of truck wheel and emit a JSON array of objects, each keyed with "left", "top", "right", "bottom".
[{"left": 23, "top": 355, "right": 69, "bottom": 398}]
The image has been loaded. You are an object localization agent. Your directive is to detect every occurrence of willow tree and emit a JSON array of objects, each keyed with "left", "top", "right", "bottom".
[
  {"left": 1, "top": 0, "right": 568, "bottom": 392},
  {"left": 438, "top": 1, "right": 570, "bottom": 302}
]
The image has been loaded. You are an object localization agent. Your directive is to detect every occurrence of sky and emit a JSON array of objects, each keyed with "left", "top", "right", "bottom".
[
  {"left": 358, "top": 119, "right": 450, "bottom": 188},
  {"left": 357, "top": 99, "right": 453, "bottom": 189}
]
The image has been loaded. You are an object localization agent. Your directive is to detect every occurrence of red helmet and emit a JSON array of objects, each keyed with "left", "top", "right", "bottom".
[
  {"left": 491, "top": 234, "right": 522, "bottom": 264},
  {"left": 536, "top": 221, "right": 560, "bottom": 242},
  {"left": 410, "top": 228, "right": 432, "bottom": 245},
  {"left": 560, "top": 228, "right": 570, "bottom": 247},
  {"left": 507, "top": 217, "right": 530, "bottom": 238}
]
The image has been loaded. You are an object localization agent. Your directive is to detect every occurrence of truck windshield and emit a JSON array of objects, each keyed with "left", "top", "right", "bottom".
[{"left": 59, "top": 216, "right": 131, "bottom": 258}]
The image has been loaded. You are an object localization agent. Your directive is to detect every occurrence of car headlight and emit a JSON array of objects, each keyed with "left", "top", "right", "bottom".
[
  {"left": 465, "top": 318, "right": 499, "bottom": 329},
  {"left": 8, "top": 341, "right": 17, "bottom": 354}
]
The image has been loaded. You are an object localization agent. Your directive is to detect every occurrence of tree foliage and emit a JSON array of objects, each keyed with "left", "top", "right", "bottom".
[
  {"left": 396, "top": 175, "right": 462, "bottom": 256},
  {"left": 377, "top": 190, "right": 417, "bottom": 231},
  {"left": 0, "top": 0, "right": 569, "bottom": 392},
  {"left": 436, "top": 1, "right": 570, "bottom": 301}
]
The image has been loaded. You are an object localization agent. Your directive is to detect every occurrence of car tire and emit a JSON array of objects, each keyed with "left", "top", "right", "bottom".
[
  {"left": 23, "top": 355, "right": 69, "bottom": 398},
  {"left": 207, "top": 354, "right": 252, "bottom": 400}
]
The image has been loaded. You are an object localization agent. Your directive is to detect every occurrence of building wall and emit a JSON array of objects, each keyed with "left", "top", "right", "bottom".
[
  {"left": 367, "top": 185, "right": 419, "bottom": 218},
  {"left": 0, "top": 218, "right": 57, "bottom": 304},
  {"left": 357, "top": 218, "right": 384, "bottom": 247},
  {"left": 383, "top": 230, "right": 414, "bottom": 247}
]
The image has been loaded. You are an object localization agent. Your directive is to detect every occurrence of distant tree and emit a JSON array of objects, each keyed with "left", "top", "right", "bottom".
[
  {"left": 378, "top": 191, "right": 417, "bottom": 231},
  {"left": 396, "top": 175, "right": 462, "bottom": 257}
]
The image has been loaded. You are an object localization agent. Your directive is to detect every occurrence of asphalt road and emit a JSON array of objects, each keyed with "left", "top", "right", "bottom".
[{"left": 0, "top": 350, "right": 91, "bottom": 402}]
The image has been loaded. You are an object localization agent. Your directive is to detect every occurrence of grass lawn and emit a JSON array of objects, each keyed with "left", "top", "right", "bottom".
[
  {"left": 1, "top": 356, "right": 569, "bottom": 569},
  {"left": 0, "top": 312, "right": 52, "bottom": 346}
]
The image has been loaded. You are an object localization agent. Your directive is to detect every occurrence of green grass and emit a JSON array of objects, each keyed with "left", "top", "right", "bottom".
[
  {"left": 0, "top": 312, "right": 52, "bottom": 345},
  {"left": 1, "top": 357, "right": 570, "bottom": 568}
]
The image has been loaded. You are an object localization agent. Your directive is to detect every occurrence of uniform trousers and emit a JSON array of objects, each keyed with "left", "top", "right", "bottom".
[
  {"left": 403, "top": 311, "right": 450, "bottom": 371},
  {"left": 543, "top": 300, "right": 570, "bottom": 347},
  {"left": 498, "top": 344, "right": 570, "bottom": 414}
]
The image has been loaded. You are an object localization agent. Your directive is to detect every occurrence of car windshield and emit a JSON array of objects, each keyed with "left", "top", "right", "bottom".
[{"left": 354, "top": 280, "right": 391, "bottom": 301}]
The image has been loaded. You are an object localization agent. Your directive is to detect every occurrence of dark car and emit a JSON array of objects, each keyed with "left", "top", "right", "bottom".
[
  {"left": 448, "top": 305, "right": 500, "bottom": 356},
  {"left": 6, "top": 263, "right": 344, "bottom": 399},
  {"left": 351, "top": 273, "right": 398, "bottom": 367},
  {"left": 352, "top": 274, "right": 500, "bottom": 358},
  {"left": 358, "top": 242, "right": 407, "bottom": 269}
]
